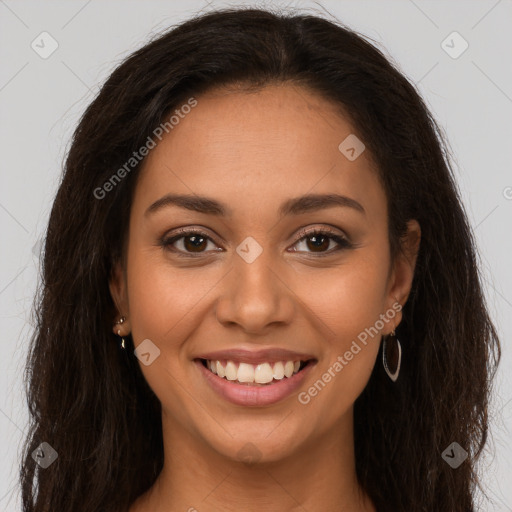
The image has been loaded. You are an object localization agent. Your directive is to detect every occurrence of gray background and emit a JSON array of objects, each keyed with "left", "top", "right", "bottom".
[{"left": 0, "top": 0, "right": 511, "bottom": 510}]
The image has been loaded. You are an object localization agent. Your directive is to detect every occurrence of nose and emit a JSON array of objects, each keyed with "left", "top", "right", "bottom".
[{"left": 215, "top": 249, "right": 295, "bottom": 334}]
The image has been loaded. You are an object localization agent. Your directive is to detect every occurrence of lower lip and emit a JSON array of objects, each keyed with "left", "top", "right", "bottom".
[{"left": 195, "top": 359, "right": 315, "bottom": 407}]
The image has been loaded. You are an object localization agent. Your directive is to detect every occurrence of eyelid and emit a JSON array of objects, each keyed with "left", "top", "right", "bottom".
[
  {"left": 293, "top": 225, "right": 348, "bottom": 243},
  {"left": 169, "top": 226, "right": 220, "bottom": 243}
]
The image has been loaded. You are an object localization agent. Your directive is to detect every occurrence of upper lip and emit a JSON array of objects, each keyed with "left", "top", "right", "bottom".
[{"left": 196, "top": 348, "right": 317, "bottom": 365}]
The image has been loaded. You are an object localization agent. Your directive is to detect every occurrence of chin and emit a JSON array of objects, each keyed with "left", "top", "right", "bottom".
[{"left": 204, "top": 427, "right": 305, "bottom": 466}]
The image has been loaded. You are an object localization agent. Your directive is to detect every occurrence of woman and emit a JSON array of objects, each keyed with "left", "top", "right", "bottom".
[{"left": 20, "top": 7, "right": 500, "bottom": 512}]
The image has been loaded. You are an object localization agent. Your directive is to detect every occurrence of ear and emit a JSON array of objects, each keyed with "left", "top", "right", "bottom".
[
  {"left": 109, "top": 260, "right": 131, "bottom": 335},
  {"left": 385, "top": 219, "right": 421, "bottom": 332}
]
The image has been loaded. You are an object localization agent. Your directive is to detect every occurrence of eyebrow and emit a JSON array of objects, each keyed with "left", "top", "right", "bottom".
[{"left": 145, "top": 192, "right": 365, "bottom": 217}]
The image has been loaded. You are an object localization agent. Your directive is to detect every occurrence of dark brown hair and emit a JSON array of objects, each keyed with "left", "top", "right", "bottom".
[{"left": 20, "top": 7, "right": 500, "bottom": 512}]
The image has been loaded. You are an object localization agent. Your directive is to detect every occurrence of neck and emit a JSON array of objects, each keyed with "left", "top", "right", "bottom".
[{"left": 131, "top": 408, "right": 375, "bottom": 512}]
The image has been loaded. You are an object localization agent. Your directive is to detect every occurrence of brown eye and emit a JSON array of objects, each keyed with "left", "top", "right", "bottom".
[
  {"left": 292, "top": 229, "right": 351, "bottom": 255},
  {"left": 161, "top": 227, "right": 352, "bottom": 258},
  {"left": 161, "top": 230, "right": 220, "bottom": 256},
  {"left": 182, "top": 234, "right": 208, "bottom": 252},
  {"left": 304, "top": 233, "right": 331, "bottom": 252}
]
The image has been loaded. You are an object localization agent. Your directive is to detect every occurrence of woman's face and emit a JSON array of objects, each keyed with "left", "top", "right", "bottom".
[{"left": 110, "top": 83, "right": 419, "bottom": 464}]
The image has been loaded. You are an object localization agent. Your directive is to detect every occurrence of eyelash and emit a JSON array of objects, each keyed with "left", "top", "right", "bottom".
[{"left": 159, "top": 226, "right": 353, "bottom": 258}]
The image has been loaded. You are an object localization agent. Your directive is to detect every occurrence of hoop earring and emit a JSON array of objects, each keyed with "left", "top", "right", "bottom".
[{"left": 382, "top": 330, "right": 401, "bottom": 382}]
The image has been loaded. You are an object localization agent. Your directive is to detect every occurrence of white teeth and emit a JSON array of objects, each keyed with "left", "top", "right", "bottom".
[
  {"left": 204, "top": 358, "right": 305, "bottom": 384},
  {"left": 284, "top": 361, "right": 294, "bottom": 378},
  {"left": 254, "top": 363, "right": 273, "bottom": 384},
  {"left": 272, "top": 361, "right": 285, "bottom": 380},
  {"left": 237, "top": 363, "right": 255, "bottom": 383},
  {"left": 225, "top": 361, "right": 238, "bottom": 381}
]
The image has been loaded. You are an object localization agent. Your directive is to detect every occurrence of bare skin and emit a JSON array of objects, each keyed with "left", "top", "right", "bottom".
[{"left": 110, "top": 83, "right": 420, "bottom": 512}]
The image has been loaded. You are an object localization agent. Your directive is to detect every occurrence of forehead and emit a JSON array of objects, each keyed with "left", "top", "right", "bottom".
[{"left": 133, "top": 83, "right": 385, "bottom": 222}]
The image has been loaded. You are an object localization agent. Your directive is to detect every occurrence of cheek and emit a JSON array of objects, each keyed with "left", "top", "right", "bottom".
[
  {"left": 294, "top": 254, "right": 390, "bottom": 343},
  {"left": 291, "top": 252, "right": 389, "bottom": 413},
  {"left": 124, "top": 248, "right": 213, "bottom": 425},
  {"left": 125, "top": 246, "right": 213, "bottom": 345}
]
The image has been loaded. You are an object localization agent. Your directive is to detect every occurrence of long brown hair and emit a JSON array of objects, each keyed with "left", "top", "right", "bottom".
[{"left": 20, "top": 7, "right": 500, "bottom": 511}]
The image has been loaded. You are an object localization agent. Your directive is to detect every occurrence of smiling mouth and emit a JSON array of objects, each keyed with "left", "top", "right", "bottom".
[{"left": 199, "top": 358, "right": 315, "bottom": 386}]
